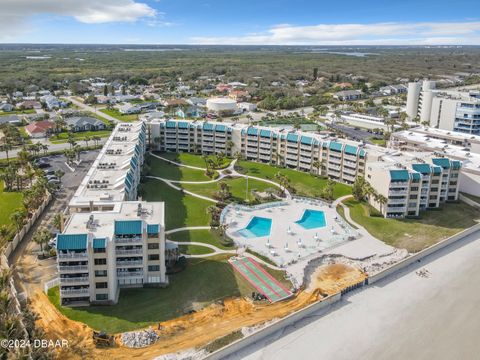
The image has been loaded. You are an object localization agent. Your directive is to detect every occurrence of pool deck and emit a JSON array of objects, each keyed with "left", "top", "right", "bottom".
[{"left": 224, "top": 198, "right": 356, "bottom": 267}]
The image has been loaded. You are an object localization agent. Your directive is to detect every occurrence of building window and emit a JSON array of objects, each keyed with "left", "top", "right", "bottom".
[
  {"left": 94, "top": 248, "right": 105, "bottom": 253},
  {"left": 96, "top": 294, "right": 108, "bottom": 301},
  {"left": 148, "top": 254, "right": 160, "bottom": 261},
  {"left": 148, "top": 243, "right": 159, "bottom": 249},
  {"left": 95, "top": 270, "right": 107, "bottom": 277},
  {"left": 96, "top": 282, "right": 108, "bottom": 289},
  {"left": 94, "top": 258, "right": 107, "bottom": 265},
  {"left": 148, "top": 265, "right": 160, "bottom": 272}
]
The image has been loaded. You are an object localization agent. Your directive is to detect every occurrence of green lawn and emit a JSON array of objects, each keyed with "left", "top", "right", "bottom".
[
  {"left": 343, "top": 199, "right": 480, "bottom": 252},
  {"left": 156, "top": 152, "right": 231, "bottom": 169},
  {"left": 178, "top": 244, "right": 215, "bottom": 255},
  {"left": 141, "top": 178, "right": 211, "bottom": 229},
  {"left": 0, "top": 181, "right": 23, "bottom": 244},
  {"left": 49, "top": 130, "right": 111, "bottom": 144},
  {"left": 236, "top": 160, "right": 351, "bottom": 199},
  {"left": 99, "top": 108, "right": 139, "bottom": 122},
  {"left": 369, "top": 138, "right": 386, "bottom": 147},
  {"left": 181, "top": 177, "right": 274, "bottom": 202},
  {"left": 147, "top": 154, "right": 210, "bottom": 182},
  {"left": 168, "top": 229, "right": 235, "bottom": 250},
  {"left": 48, "top": 255, "right": 255, "bottom": 333}
]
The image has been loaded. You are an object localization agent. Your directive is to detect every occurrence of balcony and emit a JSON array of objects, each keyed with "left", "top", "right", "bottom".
[
  {"left": 388, "top": 198, "right": 407, "bottom": 205},
  {"left": 115, "top": 236, "right": 142, "bottom": 244},
  {"left": 116, "top": 248, "right": 143, "bottom": 256},
  {"left": 386, "top": 206, "right": 406, "bottom": 213},
  {"left": 58, "top": 265, "right": 88, "bottom": 272},
  {"left": 60, "top": 288, "right": 90, "bottom": 297},
  {"left": 58, "top": 252, "right": 88, "bottom": 260},
  {"left": 388, "top": 189, "right": 408, "bottom": 196},
  {"left": 60, "top": 276, "right": 89, "bottom": 284},
  {"left": 117, "top": 271, "right": 143, "bottom": 278},
  {"left": 389, "top": 182, "right": 408, "bottom": 189},
  {"left": 116, "top": 260, "right": 143, "bottom": 267}
]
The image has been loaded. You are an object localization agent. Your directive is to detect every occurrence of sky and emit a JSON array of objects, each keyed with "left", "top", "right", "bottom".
[{"left": 1, "top": 0, "right": 480, "bottom": 45}]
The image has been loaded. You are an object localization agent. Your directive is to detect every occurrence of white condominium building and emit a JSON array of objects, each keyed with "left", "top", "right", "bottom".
[
  {"left": 57, "top": 122, "right": 167, "bottom": 307},
  {"left": 406, "top": 80, "right": 480, "bottom": 135},
  {"left": 390, "top": 127, "right": 480, "bottom": 196},
  {"left": 147, "top": 119, "right": 462, "bottom": 217},
  {"left": 366, "top": 154, "right": 461, "bottom": 217},
  {"left": 57, "top": 201, "right": 167, "bottom": 306},
  {"left": 69, "top": 121, "right": 147, "bottom": 212}
]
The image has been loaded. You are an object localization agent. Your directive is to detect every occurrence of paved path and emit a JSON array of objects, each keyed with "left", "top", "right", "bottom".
[
  {"left": 66, "top": 96, "right": 119, "bottom": 123},
  {"left": 149, "top": 152, "right": 207, "bottom": 171},
  {"left": 333, "top": 195, "right": 372, "bottom": 239},
  {"left": 165, "top": 226, "right": 211, "bottom": 234},
  {"left": 146, "top": 176, "right": 218, "bottom": 203}
]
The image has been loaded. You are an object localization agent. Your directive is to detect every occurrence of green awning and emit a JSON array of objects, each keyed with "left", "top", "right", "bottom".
[
  {"left": 93, "top": 238, "right": 106, "bottom": 249},
  {"left": 390, "top": 169, "right": 409, "bottom": 182},
  {"left": 147, "top": 224, "right": 159, "bottom": 235},
  {"left": 344, "top": 144, "right": 358, "bottom": 155},
  {"left": 432, "top": 158, "right": 450, "bottom": 169},
  {"left": 412, "top": 163, "right": 432, "bottom": 175},
  {"left": 114, "top": 220, "right": 143, "bottom": 235},
  {"left": 57, "top": 234, "right": 88, "bottom": 251},
  {"left": 329, "top": 142, "right": 343, "bottom": 152}
]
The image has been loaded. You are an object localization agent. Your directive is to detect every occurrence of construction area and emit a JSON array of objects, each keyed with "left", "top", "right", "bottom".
[{"left": 29, "top": 263, "right": 366, "bottom": 360}]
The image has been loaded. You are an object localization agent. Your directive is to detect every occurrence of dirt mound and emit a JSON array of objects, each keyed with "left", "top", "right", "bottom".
[
  {"left": 307, "top": 263, "right": 366, "bottom": 295},
  {"left": 32, "top": 263, "right": 365, "bottom": 359}
]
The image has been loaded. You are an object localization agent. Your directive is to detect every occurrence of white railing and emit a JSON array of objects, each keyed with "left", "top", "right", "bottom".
[
  {"left": 117, "top": 271, "right": 143, "bottom": 278},
  {"left": 58, "top": 265, "right": 88, "bottom": 272},
  {"left": 116, "top": 260, "right": 143, "bottom": 266},
  {"left": 60, "top": 288, "right": 89, "bottom": 296},
  {"left": 115, "top": 236, "right": 142, "bottom": 244},
  {"left": 220, "top": 201, "right": 289, "bottom": 224},
  {"left": 57, "top": 252, "right": 88, "bottom": 259},
  {"left": 116, "top": 249, "right": 143, "bottom": 255},
  {"left": 60, "top": 276, "right": 89, "bottom": 284}
]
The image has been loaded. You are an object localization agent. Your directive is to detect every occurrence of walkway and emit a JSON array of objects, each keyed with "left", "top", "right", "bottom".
[
  {"left": 146, "top": 176, "right": 218, "bottom": 203},
  {"left": 333, "top": 195, "right": 372, "bottom": 240},
  {"left": 149, "top": 152, "right": 206, "bottom": 171}
]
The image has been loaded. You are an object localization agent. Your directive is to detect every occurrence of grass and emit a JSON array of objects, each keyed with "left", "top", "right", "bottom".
[
  {"left": 48, "top": 255, "right": 255, "bottom": 333},
  {"left": 49, "top": 130, "right": 111, "bottom": 144},
  {"left": 236, "top": 160, "right": 352, "bottom": 199},
  {"left": 141, "top": 178, "right": 211, "bottom": 229},
  {"left": 335, "top": 203, "right": 358, "bottom": 229},
  {"left": 343, "top": 199, "right": 480, "bottom": 252},
  {"left": 168, "top": 229, "right": 235, "bottom": 250},
  {"left": 157, "top": 152, "right": 231, "bottom": 169},
  {"left": 99, "top": 108, "right": 139, "bottom": 122},
  {"left": 0, "top": 109, "right": 35, "bottom": 115},
  {"left": 369, "top": 138, "right": 386, "bottom": 147},
  {"left": 0, "top": 181, "right": 23, "bottom": 244},
  {"left": 178, "top": 244, "right": 215, "bottom": 255},
  {"left": 147, "top": 154, "right": 210, "bottom": 182},
  {"left": 181, "top": 177, "right": 274, "bottom": 202}
]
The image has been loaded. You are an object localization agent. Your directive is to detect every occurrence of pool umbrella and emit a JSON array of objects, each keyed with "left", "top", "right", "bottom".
[{"left": 284, "top": 242, "right": 289, "bottom": 251}]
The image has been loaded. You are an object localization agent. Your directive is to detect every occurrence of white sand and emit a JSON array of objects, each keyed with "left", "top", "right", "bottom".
[{"left": 226, "top": 230, "right": 480, "bottom": 360}]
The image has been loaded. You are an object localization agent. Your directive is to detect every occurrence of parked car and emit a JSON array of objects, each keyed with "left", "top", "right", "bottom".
[
  {"left": 44, "top": 169, "right": 56, "bottom": 176},
  {"left": 48, "top": 178, "right": 60, "bottom": 184},
  {"left": 37, "top": 162, "right": 51, "bottom": 169}
]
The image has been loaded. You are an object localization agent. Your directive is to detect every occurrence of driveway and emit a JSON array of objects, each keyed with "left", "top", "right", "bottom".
[{"left": 10, "top": 150, "right": 99, "bottom": 295}]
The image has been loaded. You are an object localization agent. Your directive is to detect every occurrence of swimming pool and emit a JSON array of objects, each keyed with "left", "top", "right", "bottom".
[
  {"left": 238, "top": 216, "right": 272, "bottom": 238},
  {"left": 295, "top": 209, "right": 326, "bottom": 230}
]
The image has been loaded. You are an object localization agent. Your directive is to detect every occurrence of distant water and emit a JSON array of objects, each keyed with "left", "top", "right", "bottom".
[{"left": 310, "top": 51, "right": 377, "bottom": 57}]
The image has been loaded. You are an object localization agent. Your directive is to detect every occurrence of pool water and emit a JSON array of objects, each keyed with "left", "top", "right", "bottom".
[
  {"left": 295, "top": 210, "right": 326, "bottom": 230},
  {"left": 239, "top": 216, "right": 272, "bottom": 238}
]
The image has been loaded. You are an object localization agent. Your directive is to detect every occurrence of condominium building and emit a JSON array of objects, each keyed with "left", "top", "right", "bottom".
[
  {"left": 406, "top": 80, "right": 480, "bottom": 135},
  {"left": 69, "top": 121, "right": 147, "bottom": 213},
  {"left": 57, "top": 122, "right": 168, "bottom": 307},
  {"left": 147, "top": 119, "right": 462, "bottom": 217},
  {"left": 366, "top": 154, "right": 461, "bottom": 217},
  {"left": 390, "top": 127, "right": 480, "bottom": 196},
  {"left": 57, "top": 201, "right": 167, "bottom": 306}
]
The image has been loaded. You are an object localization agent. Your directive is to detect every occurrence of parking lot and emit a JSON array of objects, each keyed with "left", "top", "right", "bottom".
[{"left": 11, "top": 149, "right": 100, "bottom": 295}]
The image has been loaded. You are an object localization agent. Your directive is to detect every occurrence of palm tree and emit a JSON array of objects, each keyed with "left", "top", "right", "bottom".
[
  {"left": 52, "top": 213, "right": 63, "bottom": 232},
  {"left": 10, "top": 208, "right": 26, "bottom": 233},
  {"left": 83, "top": 136, "right": 91, "bottom": 149},
  {"left": 32, "top": 227, "right": 51, "bottom": 255},
  {"left": 312, "top": 160, "right": 321, "bottom": 175},
  {"left": 377, "top": 194, "right": 388, "bottom": 214},
  {"left": 67, "top": 132, "right": 76, "bottom": 149},
  {"left": 0, "top": 225, "right": 9, "bottom": 244}
]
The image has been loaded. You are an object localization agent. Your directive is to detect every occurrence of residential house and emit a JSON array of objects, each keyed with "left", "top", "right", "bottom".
[
  {"left": 0, "top": 103, "right": 14, "bottom": 112},
  {"left": 333, "top": 90, "right": 363, "bottom": 101},
  {"left": 18, "top": 100, "right": 42, "bottom": 109},
  {"left": 65, "top": 117, "right": 106, "bottom": 132},
  {"left": 25, "top": 120, "right": 55, "bottom": 138}
]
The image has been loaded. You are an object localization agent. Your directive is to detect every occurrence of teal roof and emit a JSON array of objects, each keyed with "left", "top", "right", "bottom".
[
  {"left": 247, "top": 127, "right": 258, "bottom": 136},
  {"left": 359, "top": 149, "right": 366, "bottom": 157},
  {"left": 300, "top": 136, "right": 313, "bottom": 145},
  {"left": 344, "top": 144, "right": 358, "bottom": 155},
  {"left": 390, "top": 169, "right": 409, "bottom": 182},
  {"left": 57, "top": 234, "right": 88, "bottom": 251},
  {"left": 452, "top": 160, "right": 461, "bottom": 170},
  {"left": 178, "top": 121, "right": 189, "bottom": 129},
  {"left": 329, "top": 142, "right": 343, "bottom": 152},
  {"left": 260, "top": 129, "right": 271, "bottom": 138},
  {"left": 93, "top": 238, "right": 106, "bottom": 249},
  {"left": 286, "top": 133, "right": 299, "bottom": 142},
  {"left": 215, "top": 124, "right": 226, "bottom": 133},
  {"left": 166, "top": 121, "right": 176, "bottom": 129},
  {"left": 147, "top": 224, "right": 159, "bottom": 234},
  {"left": 432, "top": 158, "right": 450, "bottom": 169},
  {"left": 412, "top": 163, "right": 432, "bottom": 175},
  {"left": 432, "top": 166, "right": 442, "bottom": 175},
  {"left": 114, "top": 220, "right": 143, "bottom": 235},
  {"left": 322, "top": 142, "right": 328, "bottom": 149},
  {"left": 203, "top": 123, "right": 214, "bottom": 131},
  {"left": 410, "top": 172, "right": 421, "bottom": 181}
]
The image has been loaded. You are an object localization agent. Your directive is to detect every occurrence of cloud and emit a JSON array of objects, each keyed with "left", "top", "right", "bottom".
[
  {"left": 191, "top": 21, "right": 480, "bottom": 45},
  {"left": 0, "top": 0, "right": 156, "bottom": 40}
]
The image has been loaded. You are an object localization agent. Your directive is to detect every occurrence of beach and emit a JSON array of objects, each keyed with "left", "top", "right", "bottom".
[{"left": 227, "top": 230, "right": 480, "bottom": 360}]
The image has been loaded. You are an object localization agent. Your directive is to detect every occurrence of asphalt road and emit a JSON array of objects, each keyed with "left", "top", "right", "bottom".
[{"left": 327, "top": 122, "right": 374, "bottom": 142}]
